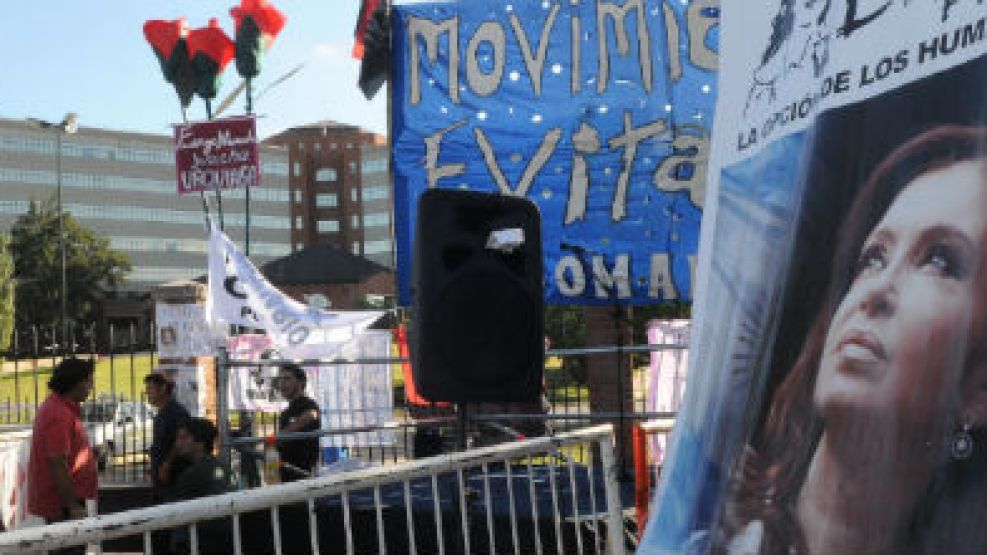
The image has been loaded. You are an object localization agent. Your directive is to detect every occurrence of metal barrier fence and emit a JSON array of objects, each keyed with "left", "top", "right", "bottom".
[{"left": 0, "top": 424, "right": 627, "bottom": 555}]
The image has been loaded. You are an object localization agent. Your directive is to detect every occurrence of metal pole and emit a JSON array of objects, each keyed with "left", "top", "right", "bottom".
[
  {"left": 217, "top": 346, "right": 232, "bottom": 469},
  {"left": 56, "top": 132, "right": 67, "bottom": 353},
  {"left": 598, "top": 427, "right": 627, "bottom": 555},
  {"left": 245, "top": 184, "right": 250, "bottom": 255},
  {"left": 614, "top": 305, "right": 626, "bottom": 479},
  {"left": 245, "top": 80, "right": 253, "bottom": 257}
]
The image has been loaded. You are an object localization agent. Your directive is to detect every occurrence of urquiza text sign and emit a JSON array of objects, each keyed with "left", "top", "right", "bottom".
[
  {"left": 392, "top": 0, "right": 719, "bottom": 305},
  {"left": 174, "top": 115, "right": 261, "bottom": 194}
]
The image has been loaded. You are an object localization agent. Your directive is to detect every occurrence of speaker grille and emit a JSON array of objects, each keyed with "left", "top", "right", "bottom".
[{"left": 428, "top": 270, "right": 536, "bottom": 388}]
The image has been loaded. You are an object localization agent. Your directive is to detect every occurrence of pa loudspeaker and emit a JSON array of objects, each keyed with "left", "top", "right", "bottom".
[{"left": 411, "top": 189, "right": 544, "bottom": 403}]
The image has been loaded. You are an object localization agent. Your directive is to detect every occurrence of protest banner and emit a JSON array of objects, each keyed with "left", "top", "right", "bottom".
[
  {"left": 644, "top": 3, "right": 987, "bottom": 553},
  {"left": 391, "top": 0, "right": 719, "bottom": 305},
  {"left": 207, "top": 225, "right": 384, "bottom": 358},
  {"left": 227, "top": 332, "right": 394, "bottom": 448},
  {"left": 318, "top": 331, "right": 394, "bottom": 449}
]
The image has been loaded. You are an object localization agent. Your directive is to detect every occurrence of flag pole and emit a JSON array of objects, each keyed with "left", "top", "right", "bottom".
[
  {"left": 206, "top": 98, "right": 226, "bottom": 231},
  {"left": 183, "top": 106, "right": 214, "bottom": 233},
  {"left": 245, "top": 78, "right": 253, "bottom": 256}
]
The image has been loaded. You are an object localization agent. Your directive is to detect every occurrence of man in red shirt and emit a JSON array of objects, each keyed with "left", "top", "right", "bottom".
[{"left": 28, "top": 357, "right": 97, "bottom": 553}]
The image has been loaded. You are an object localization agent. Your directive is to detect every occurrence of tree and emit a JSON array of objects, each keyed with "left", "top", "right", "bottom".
[
  {"left": 10, "top": 198, "right": 131, "bottom": 330},
  {"left": 0, "top": 234, "right": 14, "bottom": 351}
]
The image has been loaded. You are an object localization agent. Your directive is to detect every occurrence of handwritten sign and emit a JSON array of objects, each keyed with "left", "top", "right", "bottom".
[{"left": 173, "top": 116, "right": 260, "bottom": 194}]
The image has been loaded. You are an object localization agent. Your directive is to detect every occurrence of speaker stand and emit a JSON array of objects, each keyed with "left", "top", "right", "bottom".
[
  {"left": 613, "top": 305, "right": 629, "bottom": 481},
  {"left": 457, "top": 402, "right": 469, "bottom": 452}
]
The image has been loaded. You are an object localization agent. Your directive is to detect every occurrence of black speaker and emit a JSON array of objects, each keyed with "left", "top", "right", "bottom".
[{"left": 411, "top": 189, "right": 544, "bottom": 403}]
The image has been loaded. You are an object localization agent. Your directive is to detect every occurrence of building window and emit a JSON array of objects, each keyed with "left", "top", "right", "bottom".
[
  {"left": 315, "top": 168, "right": 337, "bottom": 182},
  {"left": 293, "top": 161, "right": 301, "bottom": 176},
  {"left": 314, "top": 142, "right": 321, "bottom": 152},
  {"left": 331, "top": 142, "right": 337, "bottom": 150},
  {"left": 346, "top": 142, "right": 353, "bottom": 149},
  {"left": 260, "top": 160, "right": 290, "bottom": 176},
  {"left": 316, "top": 193, "right": 338, "bottom": 208},
  {"left": 297, "top": 142, "right": 305, "bottom": 152},
  {"left": 348, "top": 161, "right": 357, "bottom": 174},
  {"left": 352, "top": 241, "right": 360, "bottom": 254},
  {"left": 351, "top": 215, "right": 360, "bottom": 228},
  {"left": 362, "top": 185, "right": 389, "bottom": 201},
  {"left": 363, "top": 212, "right": 389, "bottom": 227},
  {"left": 294, "top": 242, "right": 303, "bottom": 251},
  {"left": 295, "top": 216, "right": 303, "bottom": 229},
  {"left": 293, "top": 190, "right": 302, "bottom": 203},
  {"left": 360, "top": 159, "right": 388, "bottom": 174},
  {"left": 364, "top": 239, "right": 392, "bottom": 254},
  {"left": 318, "top": 220, "right": 339, "bottom": 233},
  {"left": 351, "top": 188, "right": 358, "bottom": 202}
]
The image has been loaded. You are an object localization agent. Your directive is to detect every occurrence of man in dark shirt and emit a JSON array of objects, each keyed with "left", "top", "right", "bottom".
[
  {"left": 169, "top": 417, "right": 232, "bottom": 555},
  {"left": 276, "top": 364, "right": 320, "bottom": 482},
  {"left": 145, "top": 371, "right": 190, "bottom": 500}
]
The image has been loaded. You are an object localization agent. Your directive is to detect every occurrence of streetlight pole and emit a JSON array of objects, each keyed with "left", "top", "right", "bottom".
[
  {"left": 30, "top": 113, "right": 77, "bottom": 353},
  {"left": 56, "top": 130, "right": 65, "bottom": 352}
]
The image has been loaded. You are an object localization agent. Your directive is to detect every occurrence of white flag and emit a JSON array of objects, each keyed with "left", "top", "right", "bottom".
[{"left": 207, "top": 226, "right": 384, "bottom": 358}]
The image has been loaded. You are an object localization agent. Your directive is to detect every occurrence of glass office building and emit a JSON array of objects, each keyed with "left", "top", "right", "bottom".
[{"left": 0, "top": 117, "right": 291, "bottom": 292}]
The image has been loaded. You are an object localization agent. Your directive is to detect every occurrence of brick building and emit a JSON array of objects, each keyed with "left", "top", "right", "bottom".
[{"left": 265, "top": 121, "right": 394, "bottom": 268}]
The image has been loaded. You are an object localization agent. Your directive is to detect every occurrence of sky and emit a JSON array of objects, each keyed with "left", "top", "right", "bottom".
[{"left": 0, "top": 1, "right": 387, "bottom": 139}]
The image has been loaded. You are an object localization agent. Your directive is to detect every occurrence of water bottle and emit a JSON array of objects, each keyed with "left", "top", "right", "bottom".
[{"left": 263, "top": 435, "right": 281, "bottom": 485}]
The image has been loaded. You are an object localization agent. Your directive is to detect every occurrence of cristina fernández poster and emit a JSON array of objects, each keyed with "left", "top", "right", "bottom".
[{"left": 643, "top": 2, "right": 987, "bottom": 555}]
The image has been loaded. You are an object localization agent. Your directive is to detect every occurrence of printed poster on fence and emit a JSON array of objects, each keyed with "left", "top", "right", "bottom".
[
  {"left": 227, "top": 334, "right": 298, "bottom": 413},
  {"left": 157, "top": 363, "right": 206, "bottom": 418},
  {"left": 227, "top": 332, "right": 394, "bottom": 447},
  {"left": 155, "top": 303, "right": 214, "bottom": 358},
  {"left": 392, "top": 0, "right": 719, "bottom": 306},
  {"left": 643, "top": 3, "right": 987, "bottom": 554},
  {"left": 174, "top": 115, "right": 261, "bottom": 194}
]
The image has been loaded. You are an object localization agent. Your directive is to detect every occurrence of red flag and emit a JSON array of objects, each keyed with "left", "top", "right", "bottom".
[
  {"left": 143, "top": 18, "right": 188, "bottom": 63},
  {"left": 230, "top": 0, "right": 287, "bottom": 48},
  {"left": 187, "top": 18, "right": 235, "bottom": 71}
]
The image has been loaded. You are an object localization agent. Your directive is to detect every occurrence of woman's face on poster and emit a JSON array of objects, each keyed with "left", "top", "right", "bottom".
[{"left": 815, "top": 160, "right": 986, "bottom": 428}]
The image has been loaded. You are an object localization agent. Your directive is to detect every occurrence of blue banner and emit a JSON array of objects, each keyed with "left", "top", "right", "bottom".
[{"left": 392, "top": 0, "right": 719, "bottom": 305}]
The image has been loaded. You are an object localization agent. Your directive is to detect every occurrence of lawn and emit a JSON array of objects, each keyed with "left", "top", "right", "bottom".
[{"left": 0, "top": 354, "right": 157, "bottom": 423}]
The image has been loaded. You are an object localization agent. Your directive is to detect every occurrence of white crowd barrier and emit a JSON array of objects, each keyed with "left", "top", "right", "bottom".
[{"left": 0, "top": 424, "right": 626, "bottom": 555}]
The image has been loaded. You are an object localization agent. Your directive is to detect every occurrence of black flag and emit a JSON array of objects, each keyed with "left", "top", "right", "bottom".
[{"left": 355, "top": 0, "right": 390, "bottom": 100}]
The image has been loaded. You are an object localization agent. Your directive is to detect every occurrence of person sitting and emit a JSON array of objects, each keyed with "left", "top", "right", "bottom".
[{"left": 168, "top": 417, "right": 232, "bottom": 555}]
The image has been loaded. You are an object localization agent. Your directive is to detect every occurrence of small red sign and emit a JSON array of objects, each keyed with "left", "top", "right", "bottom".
[{"left": 174, "top": 116, "right": 261, "bottom": 194}]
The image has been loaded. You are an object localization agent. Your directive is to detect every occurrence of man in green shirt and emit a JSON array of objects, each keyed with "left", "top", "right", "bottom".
[{"left": 169, "top": 417, "right": 232, "bottom": 555}]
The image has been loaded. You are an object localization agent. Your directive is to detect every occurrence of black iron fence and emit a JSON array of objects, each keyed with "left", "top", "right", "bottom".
[
  {"left": 0, "top": 323, "right": 158, "bottom": 484},
  {"left": 0, "top": 322, "right": 686, "bottom": 488}
]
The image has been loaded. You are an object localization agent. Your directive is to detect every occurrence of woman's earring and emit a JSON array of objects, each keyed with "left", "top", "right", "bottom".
[{"left": 951, "top": 415, "right": 974, "bottom": 460}]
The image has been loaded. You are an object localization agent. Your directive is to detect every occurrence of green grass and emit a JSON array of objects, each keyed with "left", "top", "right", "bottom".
[{"left": 0, "top": 354, "right": 156, "bottom": 423}]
